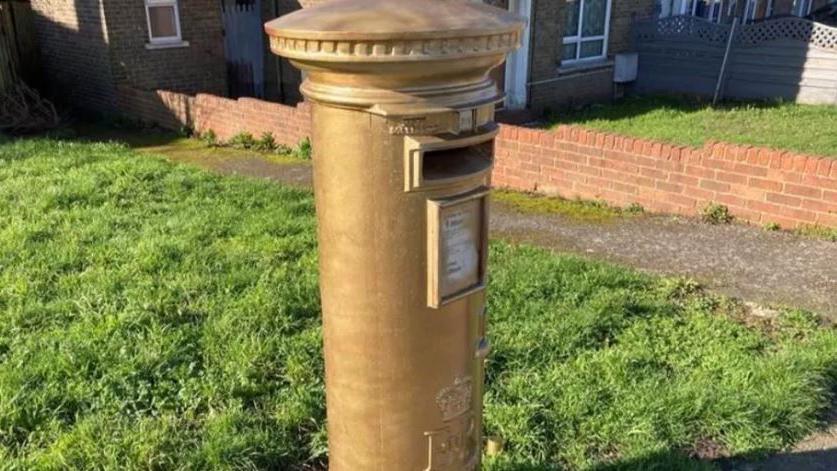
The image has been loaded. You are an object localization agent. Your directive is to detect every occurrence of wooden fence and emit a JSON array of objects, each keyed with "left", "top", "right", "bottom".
[
  {"left": 634, "top": 15, "right": 837, "bottom": 105},
  {"left": 0, "top": 0, "right": 37, "bottom": 91}
]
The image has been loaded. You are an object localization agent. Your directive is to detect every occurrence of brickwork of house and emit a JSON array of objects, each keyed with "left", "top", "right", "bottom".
[
  {"left": 528, "top": 0, "right": 656, "bottom": 113},
  {"left": 103, "top": 0, "right": 226, "bottom": 96},
  {"left": 493, "top": 124, "right": 837, "bottom": 229},
  {"left": 31, "top": 0, "right": 226, "bottom": 113},
  {"left": 31, "top": 0, "right": 119, "bottom": 112},
  {"left": 528, "top": 65, "right": 614, "bottom": 111}
]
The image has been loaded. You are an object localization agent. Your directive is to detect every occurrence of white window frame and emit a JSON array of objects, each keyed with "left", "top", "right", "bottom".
[
  {"left": 562, "top": 0, "right": 613, "bottom": 66},
  {"left": 144, "top": 0, "right": 184, "bottom": 46},
  {"left": 743, "top": 0, "right": 761, "bottom": 22},
  {"left": 658, "top": 0, "right": 692, "bottom": 17},
  {"left": 793, "top": 0, "right": 814, "bottom": 16}
]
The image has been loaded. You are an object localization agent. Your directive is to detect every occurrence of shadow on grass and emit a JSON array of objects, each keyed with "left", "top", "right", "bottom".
[
  {"left": 491, "top": 447, "right": 837, "bottom": 471},
  {"left": 60, "top": 120, "right": 307, "bottom": 170},
  {"left": 716, "top": 448, "right": 837, "bottom": 471},
  {"left": 69, "top": 120, "right": 188, "bottom": 149}
]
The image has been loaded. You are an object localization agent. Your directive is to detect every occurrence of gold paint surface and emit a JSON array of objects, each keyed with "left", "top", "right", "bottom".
[{"left": 266, "top": 1, "right": 522, "bottom": 469}]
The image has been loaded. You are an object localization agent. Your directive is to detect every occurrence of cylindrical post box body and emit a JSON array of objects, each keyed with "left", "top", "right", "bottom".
[
  {"left": 266, "top": 1, "right": 522, "bottom": 469},
  {"left": 313, "top": 104, "right": 491, "bottom": 469}
]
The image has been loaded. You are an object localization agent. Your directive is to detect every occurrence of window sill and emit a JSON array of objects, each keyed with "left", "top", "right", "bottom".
[
  {"left": 557, "top": 59, "right": 614, "bottom": 76},
  {"left": 145, "top": 40, "right": 190, "bottom": 50}
]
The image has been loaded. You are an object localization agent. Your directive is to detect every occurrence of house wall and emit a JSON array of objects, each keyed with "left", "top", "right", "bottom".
[
  {"left": 102, "top": 0, "right": 226, "bottom": 96},
  {"left": 527, "top": 0, "right": 656, "bottom": 113},
  {"left": 30, "top": 0, "right": 226, "bottom": 113},
  {"left": 30, "top": 0, "right": 118, "bottom": 111}
]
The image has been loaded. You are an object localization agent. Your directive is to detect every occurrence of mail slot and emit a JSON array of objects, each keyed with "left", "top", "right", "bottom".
[
  {"left": 266, "top": 1, "right": 522, "bottom": 469},
  {"left": 405, "top": 124, "right": 498, "bottom": 192}
]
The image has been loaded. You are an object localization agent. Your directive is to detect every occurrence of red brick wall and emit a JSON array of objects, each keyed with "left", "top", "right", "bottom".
[
  {"left": 193, "top": 94, "right": 311, "bottom": 147},
  {"left": 118, "top": 87, "right": 196, "bottom": 131},
  {"left": 124, "top": 89, "right": 837, "bottom": 229},
  {"left": 120, "top": 87, "right": 310, "bottom": 148},
  {"left": 493, "top": 124, "right": 837, "bottom": 229}
]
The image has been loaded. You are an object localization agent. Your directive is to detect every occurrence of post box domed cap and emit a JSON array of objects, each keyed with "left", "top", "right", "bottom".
[{"left": 265, "top": 0, "right": 524, "bottom": 62}]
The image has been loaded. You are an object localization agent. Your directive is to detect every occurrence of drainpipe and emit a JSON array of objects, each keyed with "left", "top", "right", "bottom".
[{"left": 525, "top": 0, "right": 538, "bottom": 110}]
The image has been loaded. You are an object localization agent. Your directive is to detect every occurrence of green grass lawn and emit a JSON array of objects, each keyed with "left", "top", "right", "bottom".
[
  {"left": 1, "top": 137, "right": 836, "bottom": 470},
  {"left": 548, "top": 96, "right": 837, "bottom": 158}
]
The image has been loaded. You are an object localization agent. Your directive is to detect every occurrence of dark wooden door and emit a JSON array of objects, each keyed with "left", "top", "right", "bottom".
[{"left": 222, "top": 0, "right": 265, "bottom": 98}]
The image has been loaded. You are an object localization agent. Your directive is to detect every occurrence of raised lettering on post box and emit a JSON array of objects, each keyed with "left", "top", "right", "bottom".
[{"left": 427, "top": 189, "right": 489, "bottom": 308}]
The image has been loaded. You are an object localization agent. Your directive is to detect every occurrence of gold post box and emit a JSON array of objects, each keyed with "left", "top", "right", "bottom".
[{"left": 265, "top": 1, "right": 522, "bottom": 469}]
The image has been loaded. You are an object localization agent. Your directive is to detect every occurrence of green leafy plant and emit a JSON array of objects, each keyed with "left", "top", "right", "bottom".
[
  {"left": 177, "top": 125, "right": 194, "bottom": 138},
  {"left": 274, "top": 144, "right": 293, "bottom": 155},
  {"left": 764, "top": 222, "right": 781, "bottom": 231},
  {"left": 295, "top": 137, "right": 312, "bottom": 160},
  {"left": 255, "top": 132, "right": 277, "bottom": 152},
  {"left": 625, "top": 202, "right": 645, "bottom": 214},
  {"left": 701, "top": 202, "right": 734, "bottom": 225},
  {"left": 199, "top": 129, "right": 219, "bottom": 147},
  {"left": 795, "top": 224, "right": 837, "bottom": 242},
  {"left": 228, "top": 132, "right": 257, "bottom": 150}
]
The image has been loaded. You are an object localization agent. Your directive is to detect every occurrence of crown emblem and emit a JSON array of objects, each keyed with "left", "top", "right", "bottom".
[{"left": 436, "top": 376, "right": 473, "bottom": 421}]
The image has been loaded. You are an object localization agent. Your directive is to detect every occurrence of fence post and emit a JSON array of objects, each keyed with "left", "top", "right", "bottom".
[{"left": 713, "top": 17, "right": 739, "bottom": 105}]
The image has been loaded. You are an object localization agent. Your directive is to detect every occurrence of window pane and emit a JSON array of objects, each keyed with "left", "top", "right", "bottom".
[
  {"left": 562, "top": 43, "right": 578, "bottom": 62},
  {"left": 149, "top": 5, "right": 177, "bottom": 38},
  {"left": 579, "top": 40, "right": 604, "bottom": 59},
  {"left": 564, "top": 0, "right": 581, "bottom": 38},
  {"left": 582, "top": 0, "right": 608, "bottom": 37}
]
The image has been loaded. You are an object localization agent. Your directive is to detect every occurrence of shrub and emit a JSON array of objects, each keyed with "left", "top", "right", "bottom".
[
  {"left": 701, "top": 202, "right": 733, "bottom": 225},
  {"left": 625, "top": 202, "right": 645, "bottom": 214},
  {"left": 255, "top": 132, "right": 277, "bottom": 152},
  {"left": 199, "top": 129, "right": 219, "bottom": 147},
  {"left": 795, "top": 225, "right": 837, "bottom": 242},
  {"left": 229, "top": 132, "right": 257, "bottom": 150},
  {"left": 295, "top": 137, "right": 312, "bottom": 160},
  {"left": 177, "top": 125, "right": 194, "bottom": 138}
]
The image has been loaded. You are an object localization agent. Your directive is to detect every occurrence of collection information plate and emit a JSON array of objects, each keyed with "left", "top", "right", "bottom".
[
  {"left": 440, "top": 199, "right": 481, "bottom": 298},
  {"left": 427, "top": 188, "right": 489, "bottom": 308}
]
